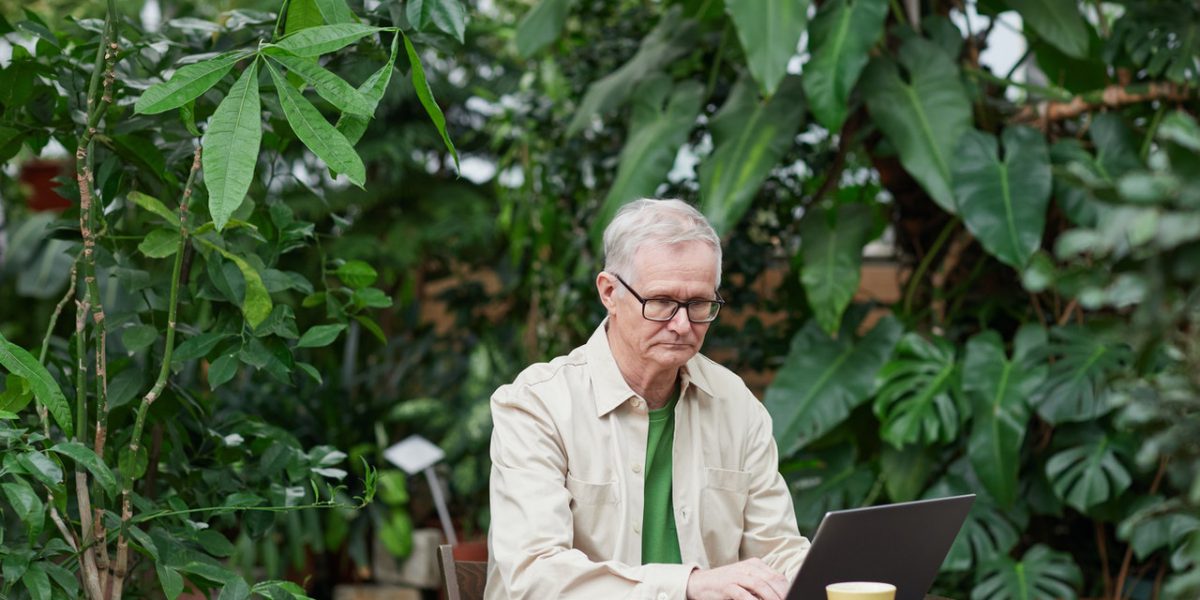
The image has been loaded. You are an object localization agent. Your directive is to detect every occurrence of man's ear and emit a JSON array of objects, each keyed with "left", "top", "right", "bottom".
[{"left": 596, "top": 272, "right": 618, "bottom": 313}]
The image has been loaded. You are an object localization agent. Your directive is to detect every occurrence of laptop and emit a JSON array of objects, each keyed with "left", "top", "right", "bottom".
[{"left": 785, "top": 494, "right": 975, "bottom": 600}]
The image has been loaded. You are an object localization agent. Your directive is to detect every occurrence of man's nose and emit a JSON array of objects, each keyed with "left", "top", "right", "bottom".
[{"left": 666, "top": 307, "right": 691, "bottom": 333}]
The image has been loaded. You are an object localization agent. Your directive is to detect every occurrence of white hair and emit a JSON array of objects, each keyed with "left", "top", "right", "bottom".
[{"left": 602, "top": 198, "right": 722, "bottom": 286}]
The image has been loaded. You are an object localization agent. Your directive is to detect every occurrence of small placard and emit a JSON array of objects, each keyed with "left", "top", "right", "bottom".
[{"left": 383, "top": 435, "right": 445, "bottom": 474}]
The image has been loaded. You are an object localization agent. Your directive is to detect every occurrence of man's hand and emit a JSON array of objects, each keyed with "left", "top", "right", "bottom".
[{"left": 685, "top": 558, "right": 790, "bottom": 600}]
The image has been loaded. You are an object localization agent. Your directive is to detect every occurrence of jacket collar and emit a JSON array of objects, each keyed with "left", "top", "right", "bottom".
[{"left": 585, "top": 320, "right": 715, "bottom": 417}]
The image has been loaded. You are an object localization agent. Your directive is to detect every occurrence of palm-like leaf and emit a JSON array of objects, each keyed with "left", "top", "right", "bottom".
[
  {"left": 1031, "top": 325, "right": 1130, "bottom": 424},
  {"left": 874, "top": 332, "right": 962, "bottom": 448},
  {"left": 972, "top": 544, "right": 1082, "bottom": 600}
]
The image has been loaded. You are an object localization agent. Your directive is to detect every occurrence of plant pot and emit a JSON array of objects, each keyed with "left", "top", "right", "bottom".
[{"left": 18, "top": 158, "right": 71, "bottom": 212}]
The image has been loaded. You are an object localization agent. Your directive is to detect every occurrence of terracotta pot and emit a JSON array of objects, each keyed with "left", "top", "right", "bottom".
[{"left": 19, "top": 159, "right": 71, "bottom": 212}]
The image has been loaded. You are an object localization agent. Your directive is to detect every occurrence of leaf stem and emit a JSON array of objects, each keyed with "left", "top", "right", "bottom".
[{"left": 902, "top": 216, "right": 960, "bottom": 318}]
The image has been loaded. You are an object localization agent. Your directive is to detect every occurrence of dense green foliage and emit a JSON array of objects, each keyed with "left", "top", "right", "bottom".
[{"left": 2, "top": 0, "right": 1199, "bottom": 599}]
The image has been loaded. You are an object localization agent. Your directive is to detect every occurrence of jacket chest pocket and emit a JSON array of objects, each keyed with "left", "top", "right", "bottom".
[
  {"left": 699, "top": 467, "right": 751, "bottom": 565},
  {"left": 565, "top": 473, "right": 619, "bottom": 559}
]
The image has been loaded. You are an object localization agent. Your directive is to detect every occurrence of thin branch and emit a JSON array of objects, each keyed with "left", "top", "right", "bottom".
[
  {"left": 1096, "top": 521, "right": 1114, "bottom": 598},
  {"left": 38, "top": 257, "right": 79, "bottom": 437},
  {"left": 1114, "top": 455, "right": 1171, "bottom": 599},
  {"left": 1056, "top": 298, "right": 1079, "bottom": 326},
  {"left": 47, "top": 490, "right": 80, "bottom": 552},
  {"left": 110, "top": 144, "right": 202, "bottom": 600},
  {"left": 902, "top": 217, "right": 961, "bottom": 317},
  {"left": 1014, "top": 82, "right": 1195, "bottom": 128}
]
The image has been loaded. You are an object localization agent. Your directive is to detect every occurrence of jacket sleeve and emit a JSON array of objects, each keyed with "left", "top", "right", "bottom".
[
  {"left": 739, "top": 399, "right": 811, "bottom": 580},
  {"left": 485, "top": 384, "right": 696, "bottom": 600}
]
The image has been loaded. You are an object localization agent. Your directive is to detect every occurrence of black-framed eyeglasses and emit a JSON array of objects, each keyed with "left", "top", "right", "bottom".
[{"left": 611, "top": 273, "right": 725, "bottom": 323}]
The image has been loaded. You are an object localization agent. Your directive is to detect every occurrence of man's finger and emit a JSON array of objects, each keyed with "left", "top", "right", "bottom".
[{"left": 737, "top": 577, "right": 784, "bottom": 600}]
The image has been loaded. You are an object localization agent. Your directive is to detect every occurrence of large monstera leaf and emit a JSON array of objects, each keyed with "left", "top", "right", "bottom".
[
  {"left": 971, "top": 544, "right": 1083, "bottom": 600},
  {"left": 781, "top": 443, "right": 876, "bottom": 532},
  {"left": 952, "top": 125, "right": 1052, "bottom": 269},
  {"left": 798, "top": 202, "right": 879, "bottom": 336},
  {"left": 590, "top": 77, "right": 704, "bottom": 248},
  {"left": 764, "top": 313, "right": 901, "bottom": 456},
  {"left": 1045, "top": 426, "right": 1133, "bottom": 514},
  {"left": 1030, "top": 325, "right": 1130, "bottom": 424},
  {"left": 926, "top": 469, "right": 1024, "bottom": 573},
  {"left": 699, "top": 75, "right": 806, "bottom": 236},
  {"left": 874, "top": 332, "right": 963, "bottom": 449},
  {"left": 964, "top": 325, "right": 1046, "bottom": 508},
  {"left": 725, "top": 0, "right": 809, "bottom": 97},
  {"left": 861, "top": 36, "right": 972, "bottom": 213},
  {"left": 802, "top": 0, "right": 888, "bottom": 132}
]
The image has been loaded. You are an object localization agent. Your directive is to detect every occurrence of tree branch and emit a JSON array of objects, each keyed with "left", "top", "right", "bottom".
[{"left": 1015, "top": 82, "right": 1195, "bottom": 128}]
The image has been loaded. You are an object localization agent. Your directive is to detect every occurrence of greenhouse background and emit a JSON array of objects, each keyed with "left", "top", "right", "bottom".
[{"left": 0, "top": 0, "right": 1197, "bottom": 598}]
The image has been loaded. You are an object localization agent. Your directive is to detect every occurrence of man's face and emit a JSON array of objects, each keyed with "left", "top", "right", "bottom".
[{"left": 601, "top": 240, "right": 719, "bottom": 372}]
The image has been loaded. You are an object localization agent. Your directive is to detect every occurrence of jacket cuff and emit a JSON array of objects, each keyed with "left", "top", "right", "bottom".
[{"left": 637, "top": 563, "right": 698, "bottom": 600}]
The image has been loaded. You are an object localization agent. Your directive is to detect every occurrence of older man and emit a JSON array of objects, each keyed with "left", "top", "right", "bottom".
[{"left": 486, "top": 199, "right": 810, "bottom": 600}]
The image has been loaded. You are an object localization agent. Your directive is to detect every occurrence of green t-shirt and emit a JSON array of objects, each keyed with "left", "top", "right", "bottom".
[{"left": 642, "top": 392, "right": 682, "bottom": 564}]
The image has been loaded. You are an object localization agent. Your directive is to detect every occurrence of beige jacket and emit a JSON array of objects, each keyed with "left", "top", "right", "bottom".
[{"left": 485, "top": 323, "right": 811, "bottom": 599}]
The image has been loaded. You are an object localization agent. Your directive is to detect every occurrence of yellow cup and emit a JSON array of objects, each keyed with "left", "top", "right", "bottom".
[{"left": 825, "top": 581, "right": 897, "bottom": 600}]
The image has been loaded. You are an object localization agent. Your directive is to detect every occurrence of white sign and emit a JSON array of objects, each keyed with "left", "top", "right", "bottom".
[{"left": 383, "top": 435, "right": 445, "bottom": 475}]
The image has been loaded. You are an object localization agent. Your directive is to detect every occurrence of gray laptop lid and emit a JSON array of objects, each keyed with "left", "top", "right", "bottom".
[{"left": 786, "top": 494, "right": 975, "bottom": 600}]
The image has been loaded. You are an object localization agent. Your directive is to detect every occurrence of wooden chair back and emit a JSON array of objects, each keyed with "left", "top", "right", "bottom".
[{"left": 438, "top": 544, "right": 488, "bottom": 600}]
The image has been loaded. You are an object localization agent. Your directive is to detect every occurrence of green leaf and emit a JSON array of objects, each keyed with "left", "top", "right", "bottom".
[
  {"left": 1005, "top": 0, "right": 1091, "bottom": 59},
  {"left": 402, "top": 33, "right": 459, "bottom": 171},
  {"left": 0, "top": 373, "right": 33, "bottom": 414},
  {"left": 172, "top": 332, "right": 234, "bottom": 364},
  {"left": 134, "top": 51, "right": 248, "bottom": 115},
  {"left": 44, "top": 562, "right": 80, "bottom": 598},
  {"left": 285, "top": 0, "right": 323, "bottom": 34},
  {"left": 138, "top": 228, "right": 180, "bottom": 259},
  {"left": 119, "top": 445, "right": 148, "bottom": 481},
  {"left": 49, "top": 442, "right": 118, "bottom": 497},
  {"left": 218, "top": 576, "right": 251, "bottom": 600},
  {"left": 266, "top": 60, "right": 366, "bottom": 187},
  {"left": 296, "top": 362, "right": 323, "bottom": 385},
  {"left": 19, "top": 450, "right": 63, "bottom": 487},
  {"left": 764, "top": 314, "right": 901, "bottom": 455},
  {"left": 861, "top": 37, "right": 971, "bottom": 213},
  {"left": 199, "top": 242, "right": 273, "bottom": 328},
  {"left": 971, "top": 544, "right": 1082, "bottom": 600},
  {"left": 336, "top": 33, "right": 398, "bottom": 145},
  {"left": 879, "top": 444, "right": 933, "bottom": 502},
  {"left": 952, "top": 125, "right": 1052, "bottom": 268},
  {"left": 208, "top": 353, "right": 239, "bottom": 390},
  {"left": 314, "top": 0, "right": 355, "bottom": 24},
  {"left": 1117, "top": 497, "right": 1200, "bottom": 561},
  {"left": 726, "top": 0, "right": 809, "bottom": 97},
  {"left": 336, "top": 260, "right": 378, "bottom": 288},
  {"left": 128, "top": 190, "right": 181, "bottom": 228},
  {"left": 1031, "top": 326, "right": 1129, "bottom": 424},
  {"left": 802, "top": 0, "right": 888, "bottom": 131},
  {"left": 21, "top": 562, "right": 50, "bottom": 600},
  {"left": 516, "top": 0, "right": 573, "bottom": 57},
  {"left": 590, "top": 77, "right": 703, "bottom": 248},
  {"left": 380, "top": 510, "right": 414, "bottom": 558},
  {"left": 566, "top": 7, "right": 699, "bottom": 136},
  {"left": 784, "top": 443, "right": 876, "bottom": 532},
  {"left": 353, "top": 287, "right": 393, "bottom": 309},
  {"left": 873, "top": 333, "right": 962, "bottom": 448},
  {"left": 799, "top": 202, "right": 877, "bottom": 335},
  {"left": 202, "top": 59, "right": 262, "bottom": 233},
  {"left": 964, "top": 326, "right": 1046, "bottom": 508},
  {"left": 939, "top": 493, "right": 1021, "bottom": 572},
  {"left": 297, "top": 324, "right": 346, "bottom": 348},
  {"left": 0, "top": 330, "right": 71, "bottom": 436},
  {"left": 407, "top": 0, "right": 467, "bottom": 44},
  {"left": 274, "top": 23, "right": 383, "bottom": 57},
  {"left": 354, "top": 315, "right": 387, "bottom": 344},
  {"left": 107, "top": 368, "right": 142, "bottom": 409},
  {"left": 2, "top": 478, "right": 45, "bottom": 537},
  {"left": 699, "top": 75, "right": 806, "bottom": 236},
  {"left": 157, "top": 564, "right": 184, "bottom": 600},
  {"left": 265, "top": 50, "right": 373, "bottom": 116},
  {"left": 121, "top": 324, "right": 157, "bottom": 352},
  {"left": 1046, "top": 428, "right": 1132, "bottom": 513}
]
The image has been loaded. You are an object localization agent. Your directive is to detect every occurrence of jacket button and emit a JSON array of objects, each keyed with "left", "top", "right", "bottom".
[{"left": 632, "top": 463, "right": 642, "bottom": 474}]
